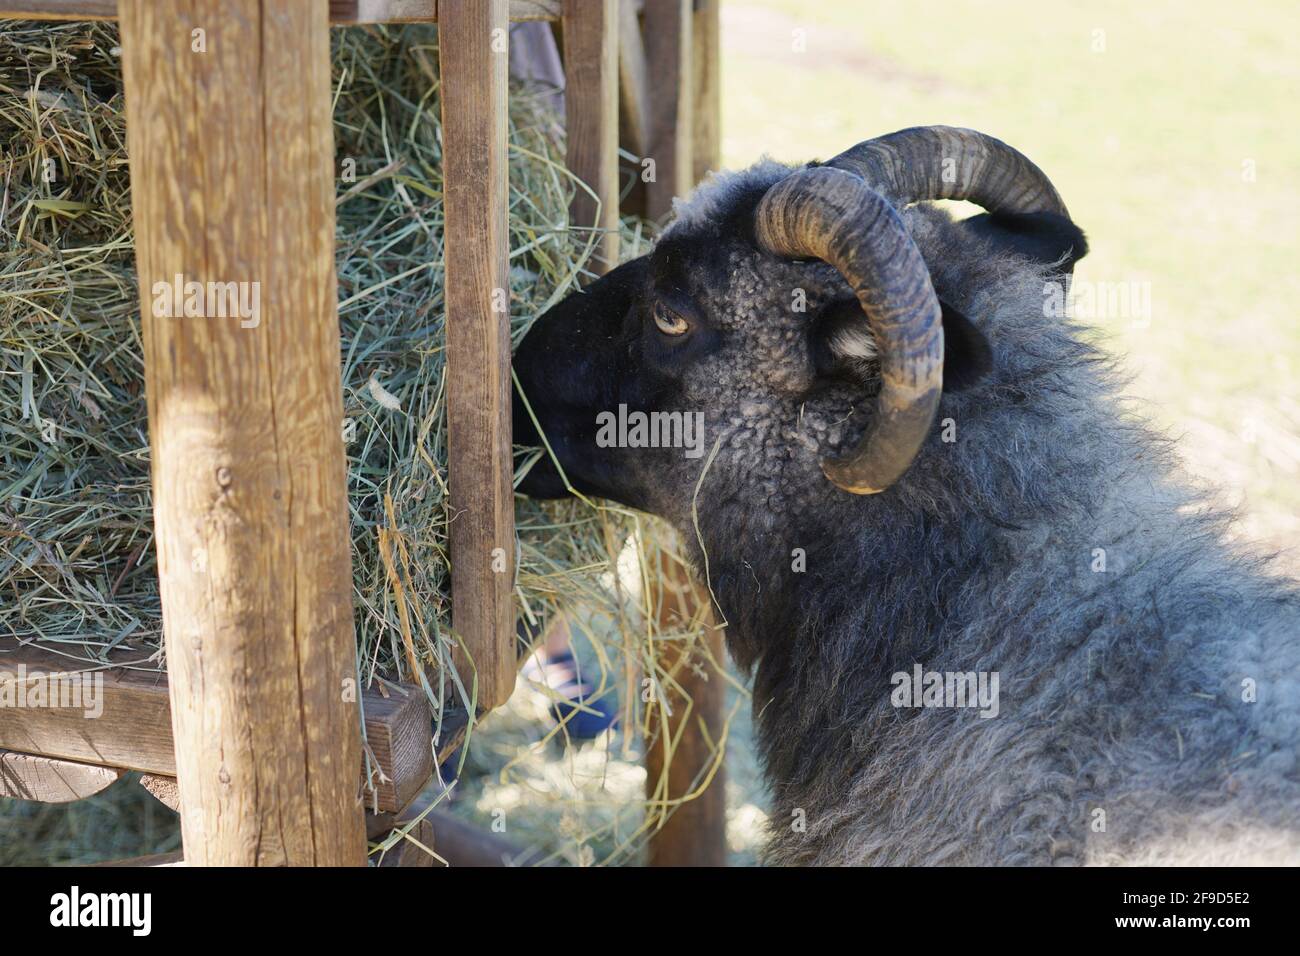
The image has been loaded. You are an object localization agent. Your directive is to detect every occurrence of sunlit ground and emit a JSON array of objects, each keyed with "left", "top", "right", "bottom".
[{"left": 445, "top": 658, "right": 768, "bottom": 866}]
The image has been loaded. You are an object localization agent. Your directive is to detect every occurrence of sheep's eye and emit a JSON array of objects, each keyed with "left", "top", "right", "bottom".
[{"left": 652, "top": 302, "right": 690, "bottom": 337}]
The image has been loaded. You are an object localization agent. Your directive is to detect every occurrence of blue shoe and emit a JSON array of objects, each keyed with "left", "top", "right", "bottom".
[
  {"left": 525, "top": 649, "right": 619, "bottom": 740},
  {"left": 549, "top": 681, "right": 619, "bottom": 740}
]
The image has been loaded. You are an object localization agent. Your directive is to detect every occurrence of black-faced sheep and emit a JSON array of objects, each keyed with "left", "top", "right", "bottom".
[{"left": 512, "top": 126, "right": 1300, "bottom": 865}]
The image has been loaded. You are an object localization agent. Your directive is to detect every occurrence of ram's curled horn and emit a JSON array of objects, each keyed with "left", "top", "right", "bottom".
[
  {"left": 755, "top": 167, "right": 944, "bottom": 494},
  {"left": 828, "top": 125, "right": 1069, "bottom": 218}
]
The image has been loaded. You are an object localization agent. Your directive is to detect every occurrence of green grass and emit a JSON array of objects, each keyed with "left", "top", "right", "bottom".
[{"left": 721, "top": 0, "right": 1300, "bottom": 551}]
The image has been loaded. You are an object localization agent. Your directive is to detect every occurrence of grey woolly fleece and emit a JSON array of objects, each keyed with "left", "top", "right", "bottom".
[{"left": 653, "top": 161, "right": 1300, "bottom": 865}]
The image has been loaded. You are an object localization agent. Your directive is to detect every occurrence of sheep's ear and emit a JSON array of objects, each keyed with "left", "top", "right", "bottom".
[
  {"left": 811, "top": 298, "right": 878, "bottom": 379},
  {"left": 939, "top": 301, "right": 992, "bottom": 392},
  {"left": 960, "top": 210, "right": 1088, "bottom": 274},
  {"left": 812, "top": 297, "right": 992, "bottom": 392}
]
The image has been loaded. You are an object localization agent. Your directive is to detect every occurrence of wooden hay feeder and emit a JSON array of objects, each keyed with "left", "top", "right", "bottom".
[{"left": 0, "top": 0, "right": 726, "bottom": 867}]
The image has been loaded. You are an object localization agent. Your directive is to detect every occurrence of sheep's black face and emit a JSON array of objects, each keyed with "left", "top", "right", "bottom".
[
  {"left": 513, "top": 165, "right": 881, "bottom": 527},
  {"left": 513, "top": 161, "right": 1086, "bottom": 537},
  {"left": 512, "top": 254, "right": 672, "bottom": 511}
]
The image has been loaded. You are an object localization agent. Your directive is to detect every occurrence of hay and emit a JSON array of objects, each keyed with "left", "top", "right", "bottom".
[
  {"left": 0, "top": 20, "right": 637, "bottom": 693},
  {"left": 0, "top": 18, "right": 741, "bottom": 866}
]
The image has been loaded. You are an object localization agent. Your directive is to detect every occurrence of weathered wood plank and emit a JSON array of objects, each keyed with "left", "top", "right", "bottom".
[
  {"left": 617, "top": 0, "right": 650, "bottom": 159},
  {"left": 120, "top": 0, "right": 365, "bottom": 866},
  {"left": 424, "top": 806, "right": 528, "bottom": 866},
  {"left": 0, "top": 0, "right": 115, "bottom": 19},
  {"left": 376, "top": 817, "right": 437, "bottom": 866},
  {"left": 0, "top": 0, "right": 562, "bottom": 23},
  {"left": 0, "top": 642, "right": 174, "bottom": 774},
  {"left": 371, "top": 781, "right": 529, "bottom": 865},
  {"left": 640, "top": 17, "right": 726, "bottom": 863},
  {"left": 641, "top": 0, "right": 693, "bottom": 222},
  {"left": 0, "top": 750, "right": 123, "bottom": 803},
  {"left": 439, "top": 0, "right": 516, "bottom": 712},
  {"left": 0, "top": 639, "right": 435, "bottom": 814},
  {"left": 691, "top": 0, "right": 720, "bottom": 183},
  {"left": 644, "top": 535, "right": 727, "bottom": 866},
  {"left": 144, "top": 706, "right": 465, "bottom": 818},
  {"left": 562, "top": 0, "right": 619, "bottom": 276},
  {"left": 361, "top": 685, "right": 434, "bottom": 813},
  {"left": 93, "top": 851, "right": 186, "bottom": 867}
]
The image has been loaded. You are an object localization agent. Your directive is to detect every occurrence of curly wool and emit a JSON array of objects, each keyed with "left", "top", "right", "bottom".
[{"left": 652, "top": 162, "right": 1300, "bottom": 866}]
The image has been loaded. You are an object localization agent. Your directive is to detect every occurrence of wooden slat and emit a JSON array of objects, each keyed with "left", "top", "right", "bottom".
[
  {"left": 94, "top": 851, "right": 186, "bottom": 867},
  {"left": 0, "top": 640, "right": 434, "bottom": 814},
  {"left": 0, "top": 0, "right": 562, "bottom": 23},
  {"left": 690, "top": 0, "right": 720, "bottom": 182},
  {"left": 144, "top": 709, "right": 468, "bottom": 818},
  {"left": 147, "top": 700, "right": 463, "bottom": 815},
  {"left": 0, "top": 642, "right": 174, "bottom": 774},
  {"left": 617, "top": 0, "right": 650, "bottom": 159},
  {"left": 377, "top": 816, "right": 437, "bottom": 866},
  {"left": 642, "top": 6, "right": 725, "bottom": 863},
  {"left": 368, "top": 783, "right": 439, "bottom": 866},
  {"left": 0, "top": 0, "right": 114, "bottom": 18},
  {"left": 641, "top": 0, "right": 693, "bottom": 222},
  {"left": 439, "top": 0, "right": 516, "bottom": 712},
  {"left": 361, "top": 686, "right": 434, "bottom": 813},
  {"left": 562, "top": 0, "right": 619, "bottom": 276},
  {"left": 644, "top": 536, "right": 727, "bottom": 866},
  {"left": 425, "top": 807, "right": 528, "bottom": 866},
  {"left": 369, "top": 784, "right": 529, "bottom": 866},
  {"left": 120, "top": 0, "right": 365, "bottom": 867},
  {"left": 0, "top": 750, "right": 123, "bottom": 803},
  {"left": 367, "top": 776, "right": 441, "bottom": 867}
]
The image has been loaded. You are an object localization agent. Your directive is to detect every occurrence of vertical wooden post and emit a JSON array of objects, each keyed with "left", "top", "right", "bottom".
[
  {"left": 641, "top": 0, "right": 693, "bottom": 222},
  {"left": 691, "top": 0, "right": 721, "bottom": 183},
  {"left": 643, "top": 1, "right": 726, "bottom": 867},
  {"left": 644, "top": 535, "right": 728, "bottom": 867},
  {"left": 439, "top": 0, "right": 516, "bottom": 712},
  {"left": 562, "top": 0, "right": 620, "bottom": 276},
  {"left": 617, "top": 0, "right": 650, "bottom": 162},
  {"left": 119, "top": 0, "right": 365, "bottom": 865}
]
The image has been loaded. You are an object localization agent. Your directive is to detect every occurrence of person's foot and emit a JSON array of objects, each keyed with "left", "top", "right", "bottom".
[{"left": 522, "top": 649, "right": 618, "bottom": 740}]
